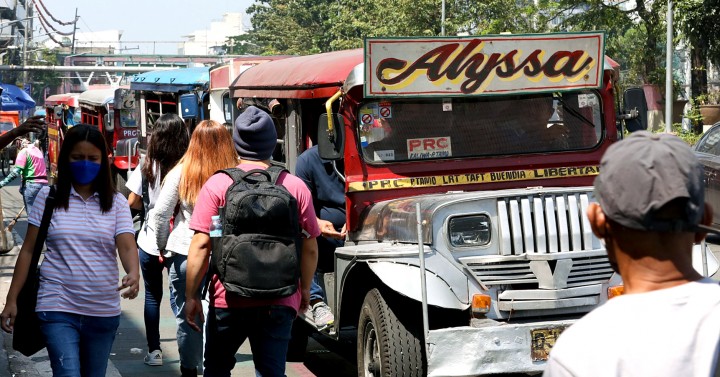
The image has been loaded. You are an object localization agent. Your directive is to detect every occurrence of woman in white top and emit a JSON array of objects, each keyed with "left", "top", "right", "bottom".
[
  {"left": 152, "top": 120, "right": 238, "bottom": 376},
  {"left": 126, "top": 113, "right": 189, "bottom": 367}
]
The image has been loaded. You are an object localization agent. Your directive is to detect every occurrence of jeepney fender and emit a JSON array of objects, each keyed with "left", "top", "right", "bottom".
[
  {"left": 335, "top": 244, "right": 471, "bottom": 325},
  {"left": 366, "top": 261, "right": 468, "bottom": 310}
]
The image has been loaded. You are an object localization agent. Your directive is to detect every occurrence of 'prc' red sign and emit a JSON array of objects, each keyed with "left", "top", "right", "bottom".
[{"left": 407, "top": 136, "right": 452, "bottom": 159}]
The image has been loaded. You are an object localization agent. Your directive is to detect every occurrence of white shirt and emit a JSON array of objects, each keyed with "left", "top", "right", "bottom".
[
  {"left": 126, "top": 163, "right": 162, "bottom": 256},
  {"left": 544, "top": 278, "right": 720, "bottom": 377}
]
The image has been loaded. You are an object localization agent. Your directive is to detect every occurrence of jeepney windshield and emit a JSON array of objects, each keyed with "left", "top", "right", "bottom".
[{"left": 358, "top": 91, "right": 603, "bottom": 163}]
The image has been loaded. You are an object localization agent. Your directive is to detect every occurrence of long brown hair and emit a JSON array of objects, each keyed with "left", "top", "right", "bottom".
[
  {"left": 177, "top": 120, "right": 237, "bottom": 205},
  {"left": 141, "top": 113, "right": 189, "bottom": 187}
]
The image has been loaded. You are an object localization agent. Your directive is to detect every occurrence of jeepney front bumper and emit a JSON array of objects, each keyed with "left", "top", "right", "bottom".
[{"left": 427, "top": 318, "right": 575, "bottom": 377}]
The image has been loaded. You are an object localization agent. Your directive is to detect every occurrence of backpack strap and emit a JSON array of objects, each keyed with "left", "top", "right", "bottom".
[{"left": 265, "top": 165, "right": 287, "bottom": 184}]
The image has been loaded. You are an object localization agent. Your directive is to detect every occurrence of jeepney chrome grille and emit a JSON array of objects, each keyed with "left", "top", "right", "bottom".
[
  {"left": 497, "top": 193, "right": 595, "bottom": 255},
  {"left": 459, "top": 255, "right": 613, "bottom": 288},
  {"left": 566, "top": 255, "right": 614, "bottom": 287},
  {"left": 462, "top": 260, "right": 537, "bottom": 285}
]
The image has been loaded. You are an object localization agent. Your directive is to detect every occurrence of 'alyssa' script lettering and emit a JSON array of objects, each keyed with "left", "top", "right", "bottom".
[{"left": 375, "top": 40, "right": 594, "bottom": 94}]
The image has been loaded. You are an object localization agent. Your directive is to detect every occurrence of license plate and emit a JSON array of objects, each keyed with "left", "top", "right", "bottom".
[{"left": 530, "top": 326, "right": 567, "bottom": 361}]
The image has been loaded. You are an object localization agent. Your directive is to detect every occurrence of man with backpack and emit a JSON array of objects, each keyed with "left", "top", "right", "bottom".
[{"left": 184, "top": 106, "right": 319, "bottom": 376}]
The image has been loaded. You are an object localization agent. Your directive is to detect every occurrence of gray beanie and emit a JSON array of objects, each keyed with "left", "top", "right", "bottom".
[{"left": 233, "top": 106, "right": 277, "bottom": 161}]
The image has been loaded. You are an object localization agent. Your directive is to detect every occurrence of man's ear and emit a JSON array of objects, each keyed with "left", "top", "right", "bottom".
[
  {"left": 587, "top": 202, "right": 608, "bottom": 238},
  {"left": 694, "top": 202, "right": 714, "bottom": 243}
]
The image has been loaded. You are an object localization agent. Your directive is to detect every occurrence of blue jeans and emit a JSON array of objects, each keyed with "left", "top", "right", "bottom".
[
  {"left": 204, "top": 305, "right": 295, "bottom": 377},
  {"left": 139, "top": 248, "right": 177, "bottom": 352},
  {"left": 20, "top": 181, "right": 46, "bottom": 210},
  {"left": 167, "top": 252, "right": 203, "bottom": 370},
  {"left": 309, "top": 274, "right": 326, "bottom": 302},
  {"left": 38, "top": 311, "right": 120, "bottom": 377}
]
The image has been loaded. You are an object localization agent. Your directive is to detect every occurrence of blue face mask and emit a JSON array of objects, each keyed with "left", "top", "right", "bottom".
[{"left": 69, "top": 160, "right": 101, "bottom": 185}]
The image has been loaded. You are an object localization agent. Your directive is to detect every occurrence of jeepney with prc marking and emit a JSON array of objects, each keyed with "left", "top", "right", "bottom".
[{"left": 231, "top": 32, "right": 647, "bottom": 376}]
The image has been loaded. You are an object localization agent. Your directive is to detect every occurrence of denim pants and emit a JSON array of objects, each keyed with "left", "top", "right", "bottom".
[
  {"left": 139, "top": 248, "right": 177, "bottom": 352},
  {"left": 309, "top": 274, "right": 326, "bottom": 302},
  {"left": 20, "top": 181, "right": 46, "bottom": 210},
  {"left": 38, "top": 311, "right": 120, "bottom": 377},
  {"left": 167, "top": 252, "right": 204, "bottom": 370},
  {"left": 204, "top": 305, "right": 295, "bottom": 377}
]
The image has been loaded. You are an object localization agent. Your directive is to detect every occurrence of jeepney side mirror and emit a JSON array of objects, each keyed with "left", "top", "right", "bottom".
[
  {"left": 317, "top": 113, "right": 345, "bottom": 160},
  {"left": 179, "top": 93, "right": 200, "bottom": 120},
  {"left": 104, "top": 111, "right": 114, "bottom": 132},
  {"left": 622, "top": 87, "right": 648, "bottom": 133}
]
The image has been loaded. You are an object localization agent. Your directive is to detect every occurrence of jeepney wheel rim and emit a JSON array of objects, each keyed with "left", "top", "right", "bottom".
[{"left": 362, "top": 321, "right": 381, "bottom": 376}]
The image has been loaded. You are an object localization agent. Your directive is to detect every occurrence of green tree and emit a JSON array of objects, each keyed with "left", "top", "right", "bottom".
[
  {"left": 27, "top": 49, "right": 61, "bottom": 102},
  {"left": 675, "top": 0, "right": 720, "bottom": 97},
  {"left": 545, "top": 0, "right": 666, "bottom": 85}
]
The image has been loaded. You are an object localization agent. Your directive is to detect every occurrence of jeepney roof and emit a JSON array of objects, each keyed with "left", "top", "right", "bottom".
[
  {"left": 210, "top": 56, "right": 290, "bottom": 91},
  {"left": 45, "top": 93, "right": 80, "bottom": 108},
  {"left": 78, "top": 88, "right": 116, "bottom": 107},
  {"left": 130, "top": 67, "right": 209, "bottom": 93},
  {"left": 231, "top": 49, "right": 363, "bottom": 99}
]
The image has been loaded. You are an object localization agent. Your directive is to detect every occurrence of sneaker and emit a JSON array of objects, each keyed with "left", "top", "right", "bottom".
[
  {"left": 311, "top": 301, "right": 335, "bottom": 330},
  {"left": 144, "top": 350, "right": 163, "bottom": 366}
]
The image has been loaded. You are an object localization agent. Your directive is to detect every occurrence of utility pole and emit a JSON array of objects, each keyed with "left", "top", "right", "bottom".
[
  {"left": 71, "top": 8, "right": 78, "bottom": 54},
  {"left": 22, "top": 0, "right": 33, "bottom": 86}
]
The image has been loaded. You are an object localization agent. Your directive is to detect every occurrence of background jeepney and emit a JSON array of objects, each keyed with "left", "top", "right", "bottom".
[
  {"left": 78, "top": 87, "right": 139, "bottom": 194},
  {"left": 45, "top": 93, "right": 80, "bottom": 183},
  {"left": 130, "top": 67, "right": 209, "bottom": 158},
  {"left": 209, "top": 57, "right": 288, "bottom": 129}
]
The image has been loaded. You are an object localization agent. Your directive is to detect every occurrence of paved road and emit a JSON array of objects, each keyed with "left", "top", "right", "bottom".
[{"left": 0, "top": 178, "right": 718, "bottom": 377}]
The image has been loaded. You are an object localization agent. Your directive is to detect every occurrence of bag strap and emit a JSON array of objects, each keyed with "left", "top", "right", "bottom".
[
  {"left": 265, "top": 165, "right": 287, "bottom": 184},
  {"left": 29, "top": 186, "right": 56, "bottom": 272}
]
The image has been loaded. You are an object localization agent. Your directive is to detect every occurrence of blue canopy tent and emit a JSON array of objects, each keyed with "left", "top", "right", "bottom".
[{"left": 0, "top": 83, "right": 36, "bottom": 111}]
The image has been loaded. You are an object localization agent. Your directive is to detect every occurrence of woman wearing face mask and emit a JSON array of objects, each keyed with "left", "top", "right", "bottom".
[{"left": 0, "top": 124, "right": 140, "bottom": 376}]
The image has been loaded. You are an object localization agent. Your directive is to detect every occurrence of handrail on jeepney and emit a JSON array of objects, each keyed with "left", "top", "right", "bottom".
[
  {"left": 126, "top": 139, "right": 139, "bottom": 174},
  {"left": 324, "top": 90, "right": 343, "bottom": 135}
]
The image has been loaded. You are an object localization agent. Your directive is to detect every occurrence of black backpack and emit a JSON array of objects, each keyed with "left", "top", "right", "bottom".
[{"left": 210, "top": 165, "right": 302, "bottom": 298}]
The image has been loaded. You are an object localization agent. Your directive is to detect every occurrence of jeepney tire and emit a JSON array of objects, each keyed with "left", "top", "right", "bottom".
[
  {"left": 286, "top": 317, "right": 309, "bottom": 362},
  {"left": 357, "top": 288, "right": 425, "bottom": 377}
]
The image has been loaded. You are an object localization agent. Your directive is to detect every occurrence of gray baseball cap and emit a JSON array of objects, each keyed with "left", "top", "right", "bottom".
[{"left": 594, "top": 131, "right": 717, "bottom": 233}]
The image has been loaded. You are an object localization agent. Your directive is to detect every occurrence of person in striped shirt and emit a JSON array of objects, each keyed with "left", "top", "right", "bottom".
[
  {"left": 0, "top": 124, "right": 140, "bottom": 377},
  {"left": 0, "top": 138, "right": 48, "bottom": 210}
]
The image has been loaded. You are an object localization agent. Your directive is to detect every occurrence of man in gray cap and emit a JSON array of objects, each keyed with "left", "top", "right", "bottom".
[
  {"left": 184, "top": 106, "right": 320, "bottom": 376},
  {"left": 544, "top": 131, "right": 720, "bottom": 376}
]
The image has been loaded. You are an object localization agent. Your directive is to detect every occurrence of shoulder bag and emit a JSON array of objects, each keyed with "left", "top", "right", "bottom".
[{"left": 12, "top": 186, "right": 56, "bottom": 357}]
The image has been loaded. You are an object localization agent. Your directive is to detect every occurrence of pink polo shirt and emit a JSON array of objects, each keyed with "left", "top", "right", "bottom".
[{"left": 189, "top": 162, "right": 320, "bottom": 313}]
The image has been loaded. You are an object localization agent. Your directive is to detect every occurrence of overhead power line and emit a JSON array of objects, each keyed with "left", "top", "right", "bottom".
[
  {"left": 31, "top": 0, "right": 75, "bottom": 26},
  {"left": 32, "top": 0, "right": 74, "bottom": 36}
]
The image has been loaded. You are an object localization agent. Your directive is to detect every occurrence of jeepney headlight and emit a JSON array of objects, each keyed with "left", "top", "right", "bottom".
[{"left": 449, "top": 215, "right": 491, "bottom": 247}]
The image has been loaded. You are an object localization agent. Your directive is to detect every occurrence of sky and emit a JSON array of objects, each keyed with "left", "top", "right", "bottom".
[{"left": 30, "top": 0, "right": 255, "bottom": 54}]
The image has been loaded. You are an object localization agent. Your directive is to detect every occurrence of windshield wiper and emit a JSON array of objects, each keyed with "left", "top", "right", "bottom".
[{"left": 555, "top": 97, "right": 596, "bottom": 129}]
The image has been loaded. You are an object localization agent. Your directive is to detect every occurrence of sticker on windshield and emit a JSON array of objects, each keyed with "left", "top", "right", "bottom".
[
  {"left": 577, "top": 94, "right": 597, "bottom": 108},
  {"left": 378, "top": 102, "right": 392, "bottom": 118},
  {"left": 374, "top": 150, "right": 395, "bottom": 161},
  {"left": 407, "top": 137, "right": 452, "bottom": 159}
]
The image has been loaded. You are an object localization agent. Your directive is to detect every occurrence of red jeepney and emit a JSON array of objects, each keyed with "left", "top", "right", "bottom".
[
  {"left": 78, "top": 87, "right": 139, "bottom": 192},
  {"left": 230, "top": 33, "right": 649, "bottom": 376},
  {"left": 45, "top": 93, "right": 80, "bottom": 182}
]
